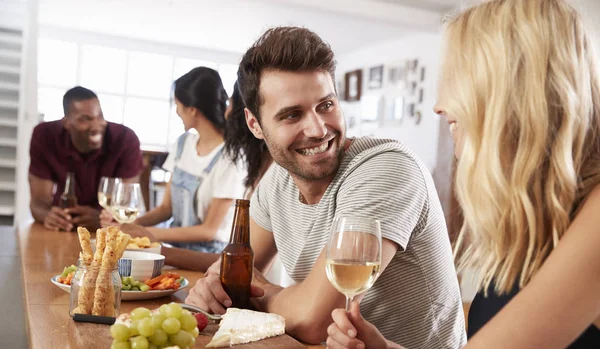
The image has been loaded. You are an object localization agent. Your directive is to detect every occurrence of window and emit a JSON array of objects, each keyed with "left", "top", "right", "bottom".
[
  {"left": 38, "top": 39, "right": 78, "bottom": 87},
  {"left": 97, "top": 94, "right": 124, "bottom": 124},
  {"left": 124, "top": 98, "right": 170, "bottom": 147},
  {"left": 38, "top": 37, "right": 238, "bottom": 150},
  {"left": 127, "top": 52, "right": 173, "bottom": 99},
  {"left": 173, "top": 58, "right": 217, "bottom": 80},
  {"left": 80, "top": 45, "right": 127, "bottom": 94},
  {"left": 38, "top": 87, "right": 66, "bottom": 121},
  {"left": 219, "top": 63, "right": 238, "bottom": 96}
]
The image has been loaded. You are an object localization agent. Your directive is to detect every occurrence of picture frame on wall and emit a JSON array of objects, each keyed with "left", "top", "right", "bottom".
[
  {"left": 420, "top": 67, "right": 426, "bottom": 82},
  {"left": 388, "top": 64, "right": 406, "bottom": 89},
  {"left": 368, "top": 65, "right": 383, "bottom": 89},
  {"left": 345, "top": 69, "right": 362, "bottom": 102}
]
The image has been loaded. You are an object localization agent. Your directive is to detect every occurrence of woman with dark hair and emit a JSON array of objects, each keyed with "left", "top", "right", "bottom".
[
  {"left": 101, "top": 67, "right": 246, "bottom": 254},
  {"left": 116, "top": 82, "right": 275, "bottom": 271},
  {"left": 224, "top": 82, "right": 272, "bottom": 198}
]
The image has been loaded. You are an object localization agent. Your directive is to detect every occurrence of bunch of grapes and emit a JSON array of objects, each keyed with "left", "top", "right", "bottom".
[{"left": 110, "top": 302, "right": 200, "bottom": 349}]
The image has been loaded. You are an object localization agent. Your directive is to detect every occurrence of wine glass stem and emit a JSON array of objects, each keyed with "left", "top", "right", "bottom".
[{"left": 345, "top": 295, "right": 353, "bottom": 312}]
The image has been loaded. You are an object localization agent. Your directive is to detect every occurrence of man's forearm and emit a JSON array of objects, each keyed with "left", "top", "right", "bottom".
[
  {"left": 30, "top": 200, "right": 50, "bottom": 223},
  {"left": 252, "top": 279, "right": 340, "bottom": 343},
  {"left": 162, "top": 247, "right": 219, "bottom": 272}
]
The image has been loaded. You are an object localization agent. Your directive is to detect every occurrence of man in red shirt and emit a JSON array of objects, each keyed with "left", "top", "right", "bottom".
[{"left": 29, "top": 86, "right": 144, "bottom": 231}]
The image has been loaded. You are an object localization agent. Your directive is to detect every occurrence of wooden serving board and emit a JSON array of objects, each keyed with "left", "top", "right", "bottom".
[{"left": 195, "top": 324, "right": 306, "bottom": 348}]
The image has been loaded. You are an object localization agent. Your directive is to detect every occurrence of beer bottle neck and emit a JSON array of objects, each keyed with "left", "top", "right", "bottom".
[
  {"left": 64, "top": 173, "right": 76, "bottom": 195},
  {"left": 229, "top": 200, "right": 250, "bottom": 245}
]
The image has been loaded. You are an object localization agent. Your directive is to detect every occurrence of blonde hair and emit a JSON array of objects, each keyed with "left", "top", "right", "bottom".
[{"left": 445, "top": 0, "right": 600, "bottom": 295}]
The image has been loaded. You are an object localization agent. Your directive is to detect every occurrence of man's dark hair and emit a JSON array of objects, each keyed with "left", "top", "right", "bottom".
[
  {"left": 237, "top": 26, "right": 336, "bottom": 121},
  {"left": 63, "top": 86, "right": 98, "bottom": 115},
  {"left": 173, "top": 67, "right": 229, "bottom": 132}
]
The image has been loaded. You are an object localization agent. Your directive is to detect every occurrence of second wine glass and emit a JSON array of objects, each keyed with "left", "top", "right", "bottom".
[
  {"left": 98, "top": 177, "right": 121, "bottom": 209},
  {"left": 109, "top": 182, "right": 143, "bottom": 224},
  {"left": 325, "top": 216, "right": 382, "bottom": 311}
]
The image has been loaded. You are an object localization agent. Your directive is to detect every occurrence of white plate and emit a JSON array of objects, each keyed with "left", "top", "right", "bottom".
[{"left": 50, "top": 275, "right": 189, "bottom": 301}]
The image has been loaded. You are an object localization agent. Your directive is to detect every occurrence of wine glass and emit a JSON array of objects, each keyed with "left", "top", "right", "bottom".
[
  {"left": 325, "top": 216, "right": 382, "bottom": 311},
  {"left": 109, "top": 182, "right": 144, "bottom": 224},
  {"left": 97, "top": 177, "right": 121, "bottom": 209}
]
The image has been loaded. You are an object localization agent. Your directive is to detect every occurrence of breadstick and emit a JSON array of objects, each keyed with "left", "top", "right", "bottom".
[
  {"left": 73, "top": 228, "right": 107, "bottom": 315},
  {"left": 104, "top": 231, "right": 131, "bottom": 317},
  {"left": 77, "top": 227, "right": 93, "bottom": 266},
  {"left": 92, "top": 227, "right": 119, "bottom": 316}
]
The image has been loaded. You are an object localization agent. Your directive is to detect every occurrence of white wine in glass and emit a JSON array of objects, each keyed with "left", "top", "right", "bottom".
[
  {"left": 325, "top": 216, "right": 382, "bottom": 311},
  {"left": 97, "top": 177, "right": 120, "bottom": 209},
  {"left": 110, "top": 182, "right": 143, "bottom": 224}
]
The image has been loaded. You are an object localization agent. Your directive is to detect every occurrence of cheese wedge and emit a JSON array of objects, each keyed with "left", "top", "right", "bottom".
[{"left": 206, "top": 308, "right": 286, "bottom": 347}]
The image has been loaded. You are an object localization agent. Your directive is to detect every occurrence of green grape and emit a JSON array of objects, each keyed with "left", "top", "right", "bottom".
[
  {"left": 181, "top": 309, "right": 191, "bottom": 316},
  {"left": 179, "top": 313, "right": 197, "bottom": 332},
  {"left": 110, "top": 324, "right": 131, "bottom": 341},
  {"left": 139, "top": 284, "right": 150, "bottom": 292},
  {"left": 138, "top": 317, "right": 155, "bottom": 337},
  {"left": 149, "top": 329, "right": 168, "bottom": 346},
  {"left": 148, "top": 344, "right": 158, "bottom": 349},
  {"left": 131, "top": 279, "right": 140, "bottom": 287},
  {"left": 111, "top": 339, "right": 131, "bottom": 349},
  {"left": 151, "top": 313, "right": 166, "bottom": 330},
  {"left": 189, "top": 336, "right": 196, "bottom": 347},
  {"left": 129, "top": 320, "right": 140, "bottom": 337},
  {"left": 121, "top": 277, "right": 130, "bottom": 286},
  {"left": 130, "top": 335, "right": 149, "bottom": 349},
  {"left": 169, "top": 330, "right": 193, "bottom": 348},
  {"left": 161, "top": 317, "right": 181, "bottom": 334},
  {"left": 191, "top": 327, "right": 199, "bottom": 338},
  {"left": 122, "top": 284, "right": 132, "bottom": 291},
  {"left": 132, "top": 286, "right": 140, "bottom": 291},
  {"left": 158, "top": 304, "right": 168, "bottom": 315},
  {"left": 164, "top": 303, "right": 183, "bottom": 318},
  {"left": 131, "top": 307, "right": 152, "bottom": 320}
]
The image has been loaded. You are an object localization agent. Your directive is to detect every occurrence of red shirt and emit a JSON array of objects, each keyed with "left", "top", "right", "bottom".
[{"left": 29, "top": 121, "right": 144, "bottom": 209}]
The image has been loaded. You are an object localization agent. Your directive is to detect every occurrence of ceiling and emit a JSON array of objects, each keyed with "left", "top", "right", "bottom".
[
  {"left": 38, "top": 0, "right": 447, "bottom": 55},
  {"left": 374, "top": 0, "right": 460, "bottom": 12}
]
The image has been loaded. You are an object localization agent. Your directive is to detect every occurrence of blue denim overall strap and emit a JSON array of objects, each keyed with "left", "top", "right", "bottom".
[{"left": 168, "top": 133, "right": 228, "bottom": 253}]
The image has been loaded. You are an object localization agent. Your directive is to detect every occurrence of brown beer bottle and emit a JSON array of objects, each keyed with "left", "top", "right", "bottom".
[
  {"left": 59, "top": 172, "right": 78, "bottom": 209},
  {"left": 220, "top": 199, "right": 254, "bottom": 309}
]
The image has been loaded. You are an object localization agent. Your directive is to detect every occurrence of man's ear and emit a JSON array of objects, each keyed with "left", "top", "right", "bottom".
[
  {"left": 245, "top": 108, "right": 264, "bottom": 140},
  {"left": 61, "top": 115, "right": 69, "bottom": 129}
]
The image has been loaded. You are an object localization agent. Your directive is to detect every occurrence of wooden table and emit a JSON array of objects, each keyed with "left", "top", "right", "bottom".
[{"left": 18, "top": 223, "right": 324, "bottom": 348}]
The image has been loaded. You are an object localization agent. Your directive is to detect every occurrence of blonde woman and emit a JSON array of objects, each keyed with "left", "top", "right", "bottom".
[{"left": 325, "top": 0, "right": 600, "bottom": 348}]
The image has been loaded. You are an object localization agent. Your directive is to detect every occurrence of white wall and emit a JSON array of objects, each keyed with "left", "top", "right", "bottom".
[
  {"left": 15, "top": 0, "right": 38, "bottom": 226},
  {"left": 336, "top": 32, "right": 443, "bottom": 172}
]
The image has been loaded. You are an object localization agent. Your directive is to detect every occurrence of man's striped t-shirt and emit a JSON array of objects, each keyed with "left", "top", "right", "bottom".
[{"left": 251, "top": 137, "right": 466, "bottom": 348}]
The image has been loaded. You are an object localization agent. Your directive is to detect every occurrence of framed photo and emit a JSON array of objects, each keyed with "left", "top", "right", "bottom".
[
  {"left": 420, "top": 67, "right": 426, "bottom": 82},
  {"left": 410, "top": 81, "right": 418, "bottom": 96},
  {"left": 418, "top": 88, "right": 424, "bottom": 103},
  {"left": 368, "top": 65, "right": 383, "bottom": 89},
  {"left": 388, "top": 65, "right": 406, "bottom": 88},
  {"left": 406, "top": 103, "right": 415, "bottom": 117},
  {"left": 345, "top": 69, "right": 362, "bottom": 102}
]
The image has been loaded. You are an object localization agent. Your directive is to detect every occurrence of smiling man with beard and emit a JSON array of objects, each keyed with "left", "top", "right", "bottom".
[
  {"left": 29, "top": 86, "right": 143, "bottom": 232},
  {"left": 186, "top": 27, "right": 466, "bottom": 348}
]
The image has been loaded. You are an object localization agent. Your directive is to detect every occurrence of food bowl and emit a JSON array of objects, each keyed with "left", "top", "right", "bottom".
[{"left": 117, "top": 251, "right": 165, "bottom": 282}]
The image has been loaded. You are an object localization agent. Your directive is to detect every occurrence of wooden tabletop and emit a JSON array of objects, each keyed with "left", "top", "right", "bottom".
[{"left": 18, "top": 223, "right": 324, "bottom": 349}]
